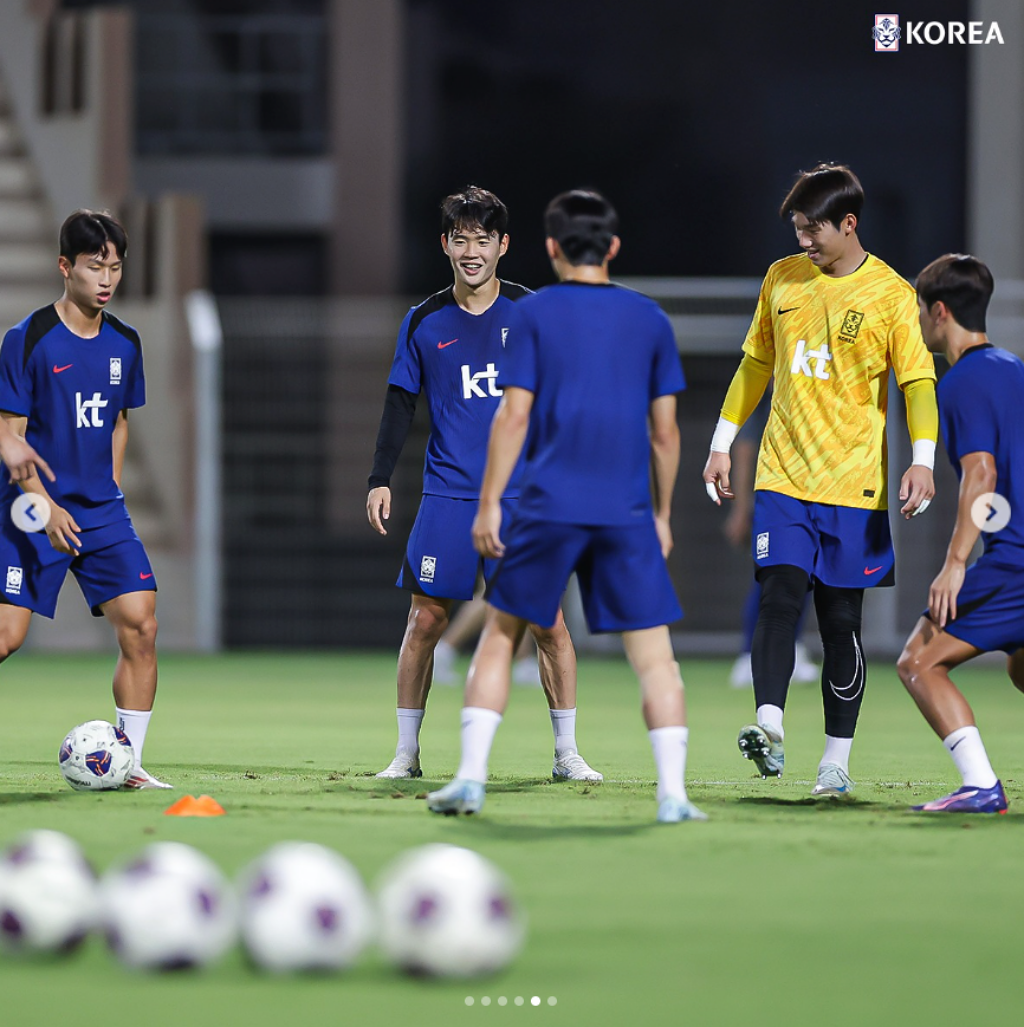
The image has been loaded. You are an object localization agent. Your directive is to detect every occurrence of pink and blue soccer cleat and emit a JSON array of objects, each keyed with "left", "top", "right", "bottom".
[{"left": 912, "top": 781, "right": 1008, "bottom": 814}]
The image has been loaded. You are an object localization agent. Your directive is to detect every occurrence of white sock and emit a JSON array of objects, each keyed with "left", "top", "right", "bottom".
[
  {"left": 116, "top": 707, "right": 152, "bottom": 766},
  {"left": 550, "top": 707, "right": 577, "bottom": 753},
  {"left": 396, "top": 708, "right": 424, "bottom": 754},
  {"left": 756, "top": 704, "right": 785, "bottom": 738},
  {"left": 819, "top": 735, "right": 853, "bottom": 772},
  {"left": 455, "top": 706, "right": 503, "bottom": 783},
  {"left": 649, "top": 726, "right": 689, "bottom": 803},
  {"left": 943, "top": 725, "right": 998, "bottom": 788}
]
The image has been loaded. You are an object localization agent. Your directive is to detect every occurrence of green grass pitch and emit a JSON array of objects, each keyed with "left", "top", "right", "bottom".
[{"left": 1, "top": 650, "right": 1022, "bottom": 1027}]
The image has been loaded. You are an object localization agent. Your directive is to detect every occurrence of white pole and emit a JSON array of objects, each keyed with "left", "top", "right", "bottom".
[{"left": 185, "top": 290, "right": 223, "bottom": 652}]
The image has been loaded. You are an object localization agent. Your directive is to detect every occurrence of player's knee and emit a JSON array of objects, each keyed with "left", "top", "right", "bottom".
[
  {"left": 407, "top": 603, "right": 448, "bottom": 645},
  {"left": 120, "top": 614, "right": 158, "bottom": 657},
  {"left": 815, "top": 587, "right": 863, "bottom": 642},
  {"left": 896, "top": 644, "right": 924, "bottom": 692},
  {"left": 758, "top": 566, "right": 806, "bottom": 624},
  {"left": 0, "top": 633, "right": 24, "bottom": 662}
]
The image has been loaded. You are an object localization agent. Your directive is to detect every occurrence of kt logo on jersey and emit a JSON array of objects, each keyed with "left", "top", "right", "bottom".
[
  {"left": 76, "top": 391, "right": 109, "bottom": 428},
  {"left": 791, "top": 340, "right": 832, "bottom": 380},
  {"left": 461, "top": 363, "right": 502, "bottom": 399}
]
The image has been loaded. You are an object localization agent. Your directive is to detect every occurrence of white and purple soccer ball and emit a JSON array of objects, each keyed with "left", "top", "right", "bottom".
[
  {"left": 0, "top": 829, "right": 99, "bottom": 955},
  {"left": 375, "top": 844, "right": 525, "bottom": 978},
  {"left": 100, "top": 842, "right": 237, "bottom": 970},
  {"left": 58, "top": 720, "right": 134, "bottom": 792},
  {"left": 237, "top": 841, "right": 375, "bottom": 972}
]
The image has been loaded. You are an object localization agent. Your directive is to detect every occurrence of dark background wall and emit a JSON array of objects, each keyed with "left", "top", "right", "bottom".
[{"left": 402, "top": 0, "right": 968, "bottom": 291}]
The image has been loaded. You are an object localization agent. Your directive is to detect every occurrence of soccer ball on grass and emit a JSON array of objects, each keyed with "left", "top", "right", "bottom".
[{"left": 58, "top": 720, "right": 134, "bottom": 791}]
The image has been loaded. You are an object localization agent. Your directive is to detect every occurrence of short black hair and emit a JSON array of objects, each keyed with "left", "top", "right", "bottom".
[
  {"left": 544, "top": 190, "right": 619, "bottom": 267},
  {"left": 916, "top": 253, "right": 994, "bottom": 333},
  {"left": 779, "top": 163, "right": 864, "bottom": 229},
  {"left": 59, "top": 209, "right": 127, "bottom": 262},
  {"left": 440, "top": 185, "right": 509, "bottom": 238}
]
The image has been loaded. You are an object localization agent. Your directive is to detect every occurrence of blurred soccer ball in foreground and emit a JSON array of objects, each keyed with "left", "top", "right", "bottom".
[
  {"left": 376, "top": 843, "right": 524, "bottom": 977},
  {"left": 58, "top": 720, "right": 134, "bottom": 791},
  {"left": 0, "top": 829, "right": 98, "bottom": 955},
  {"left": 238, "top": 841, "right": 375, "bottom": 972},
  {"left": 101, "top": 842, "right": 236, "bottom": 970}
]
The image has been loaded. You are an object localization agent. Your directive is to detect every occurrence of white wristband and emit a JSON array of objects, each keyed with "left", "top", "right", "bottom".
[
  {"left": 911, "top": 439, "right": 936, "bottom": 470},
  {"left": 710, "top": 416, "right": 740, "bottom": 454}
]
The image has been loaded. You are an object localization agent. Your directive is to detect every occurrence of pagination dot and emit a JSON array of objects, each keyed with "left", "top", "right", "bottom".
[
  {"left": 465, "top": 997, "right": 474, "bottom": 1006},
  {"left": 514, "top": 997, "right": 524, "bottom": 1006},
  {"left": 498, "top": 997, "right": 508, "bottom": 1006},
  {"left": 548, "top": 997, "right": 557, "bottom": 1006},
  {"left": 531, "top": 997, "right": 541, "bottom": 1006},
  {"left": 481, "top": 997, "right": 491, "bottom": 1007}
]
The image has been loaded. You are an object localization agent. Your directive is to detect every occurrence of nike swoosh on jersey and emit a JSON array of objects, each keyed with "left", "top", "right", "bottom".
[
  {"left": 53, "top": 364, "right": 73, "bottom": 373},
  {"left": 437, "top": 339, "right": 458, "bottom": 349},
  {"left": 777, "top": 307, "right": 799, "bottom": 316},
  {"left": 139, "top": 572, "right": 154, "bottom": 580},
  {"left": 863, "top": 566, "right": 884, "bottom": 575}
]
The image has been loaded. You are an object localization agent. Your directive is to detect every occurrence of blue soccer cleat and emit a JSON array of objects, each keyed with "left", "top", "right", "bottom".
[
  {"left": 656, "top": 796, "right": 708, "bottom": 824},
  {"left": 738, "top": 723, "right": 785, "bottom": 778},
  {"left": 427, "top": 778, "right": 485, "bottom": 816},
  {"left": 912, "top": 781, "right": 1008, "bottom": 813}
]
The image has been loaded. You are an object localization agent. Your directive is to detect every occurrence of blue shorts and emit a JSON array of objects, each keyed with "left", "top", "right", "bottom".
[
  {"left": 485, "top": 515, "right": 683, "bottom": 633},
  {"left": 928, "top": 557, "right": 1024, "bottom": 655},
  {"left": 398, "top": 495, "right": 517, "bottom": 601},
  {"left": 0, "top": 517, "right": 156, "bottom": 618},
  {"left": 752, "top": 491, "right": 895, "bottom": 588}
]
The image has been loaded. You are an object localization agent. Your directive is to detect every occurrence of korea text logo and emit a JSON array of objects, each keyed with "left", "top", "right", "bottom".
[{"left": 872, "top": 14, "right": 1003, "bottom": 49}]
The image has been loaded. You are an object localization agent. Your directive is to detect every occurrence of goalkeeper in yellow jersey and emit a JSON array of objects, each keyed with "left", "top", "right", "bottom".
[{"left": 702, "top": 163, "right": 938, "bottom": 796}]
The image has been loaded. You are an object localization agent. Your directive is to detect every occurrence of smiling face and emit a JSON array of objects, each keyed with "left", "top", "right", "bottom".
[
  {"left": 791, "top": 211, "right": 856, "bottom": 272},
  {"left": 442, "top": 223, "right": 508, "bottom": 291},
  {"left": 59, "top": 246, "right": 123, "bottom": 313}
]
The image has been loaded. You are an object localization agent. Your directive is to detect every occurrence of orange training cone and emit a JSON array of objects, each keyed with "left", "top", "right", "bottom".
[{"left": 163, "top": 795, "right": 226, "bottom": 817}]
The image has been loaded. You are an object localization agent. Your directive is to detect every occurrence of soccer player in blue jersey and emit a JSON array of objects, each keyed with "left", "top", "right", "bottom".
[
  {"left": 366, "top": 186, "right": 600, "bottom": 783},
  {"left": 0, "top": 210, "right": 169, "bottom": 789},
  {"left": 427, "top": 189, "right": 704, "bottom": 824},
  {"left": 897, "top": 254, "right": 1024, "bottom": 813}
]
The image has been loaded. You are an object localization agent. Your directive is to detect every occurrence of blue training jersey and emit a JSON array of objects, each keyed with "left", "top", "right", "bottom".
[
  {"left": 499, "top": 281, "right": 685, "bottom": 526},
  {"left": 0, "top": 305, "right": 146, "bottom": 529},
  {"left": 388, "top": 281, "right": 529, "bottom": 499},
  {"left": 938, "top": 344, "right": 1024, "bottom": 564}
]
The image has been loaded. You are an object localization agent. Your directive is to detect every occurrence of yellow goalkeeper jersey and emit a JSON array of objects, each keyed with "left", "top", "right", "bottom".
[{"left": 743, "top": 252, "right": 935, "bottom": 510}]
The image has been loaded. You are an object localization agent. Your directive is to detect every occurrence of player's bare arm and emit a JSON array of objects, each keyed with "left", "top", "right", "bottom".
[
  {"left": 0, "top": 410, "right": 54, "bottom": 483},
  {"left": 473, "top": 387, "right": 533, "bottom": 559},
  {"left": 929, "top": 450, "right": 995, "bottom": 628},
  {"left": 649, "top": 394, "right": 680, "bottom": 559},
  {"left": 2, "top": 413, "right": 81, "bottom": 554},
  {"left": 112, "top": 409, "right": 129, "bottom": 488}
]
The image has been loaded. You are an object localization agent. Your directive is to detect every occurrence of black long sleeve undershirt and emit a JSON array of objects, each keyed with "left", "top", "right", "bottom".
[{"left": 368, "top": 384, "right": 418, "bottom": 489}]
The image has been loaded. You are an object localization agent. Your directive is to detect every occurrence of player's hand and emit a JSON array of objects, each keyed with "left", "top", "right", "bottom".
[
  {"left": 472, "top": 501, "right": 504, "bottom": 558},
  {"left": 0, "top": 434, "right": 55, "bottom": 484},
  {"left": 899, "top": 464, "right": 934, "bottom": 519},
  {"left": 654, "top": 514, "right": 673, "bottom": 559},
  {"left": 45, "top": 504, "right": 81, "bottom": 556},
  {"left": 929, "top": 558, "right": 966, "bottom": 628},
  {"left": 702, "top": 451, "right": 734, "bottom": 505},
  {"left": 367, "top": 486, "right": 391, "bottom": 535}
]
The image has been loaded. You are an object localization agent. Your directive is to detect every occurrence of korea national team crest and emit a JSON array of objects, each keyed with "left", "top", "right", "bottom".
[
  {"left": 419, "top": 555, "right": 437, "bottom": 583},
  {"left": 756, "top": 533, "right": 769, "bottom": 560},
  {"left": 872, "top": 14, "right": 901, "bottom": 51},
  {"left": 839, "top": 309, "right": 865, "bottom": 343},
  {"left": 109, "top": 357, "right": 122, "bottom": 385},
  {"left": 6, "top": 565, "right": 22, "bottom": 595}
]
